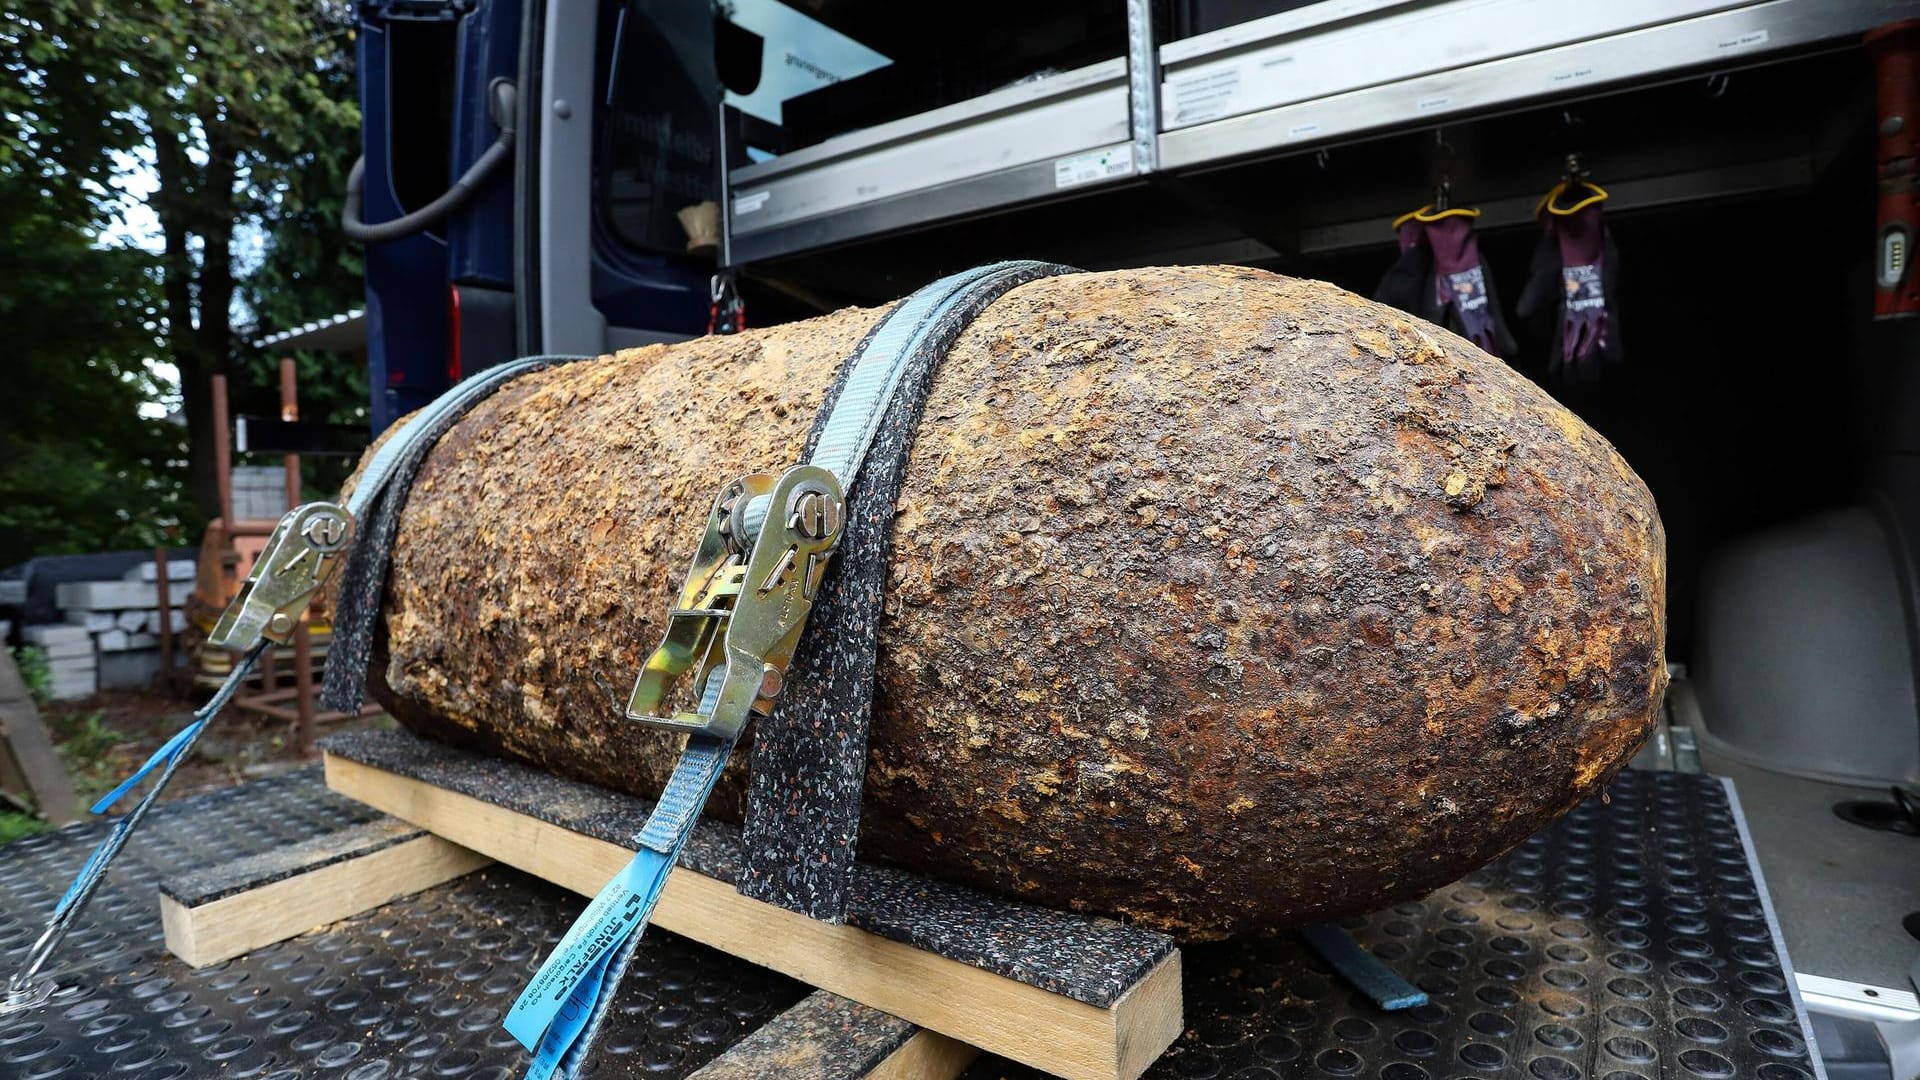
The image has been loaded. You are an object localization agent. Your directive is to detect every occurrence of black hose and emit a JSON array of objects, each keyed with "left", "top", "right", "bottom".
[{"left": 343, "top": 78, "right": 517, "bottom": 244}]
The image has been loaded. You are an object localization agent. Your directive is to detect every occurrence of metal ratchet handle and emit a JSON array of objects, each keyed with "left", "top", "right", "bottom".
[
  {"left": 626, "top": 466, "right": 844, "bottom": 741},
  {"left": 9, "top": 354, "right": 592, "bottom": 1016}
]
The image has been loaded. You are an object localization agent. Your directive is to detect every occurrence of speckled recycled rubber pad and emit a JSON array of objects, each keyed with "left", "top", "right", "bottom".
[
  {"left": 0, "top": 766, "right": 1827, "bottom": 1080},
  {"left": 320, "top": 727, "right": 1176, "bottom": 1009}
]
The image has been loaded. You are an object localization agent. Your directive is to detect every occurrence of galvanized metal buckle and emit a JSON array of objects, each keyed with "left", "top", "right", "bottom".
[
  {"left": 627, "top": 465, "right": 843, "bottom": 742},
  {"left": 208, "top": 502, "right": 356, "bottom": 650}
]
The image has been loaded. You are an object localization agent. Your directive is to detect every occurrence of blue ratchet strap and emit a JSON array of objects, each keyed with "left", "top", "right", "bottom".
[
  {"left": 90, "top": 719, "right": 205, "bottom": 814},
  {"left": 740, "top": 259, "right": 1076, "bottom": 919},
  {"left": 505, "top": 262, "right": 1077, "bottom": 1080},
  {"left": 504, "top": 731, "right": 733, "bottom": 1078},
  {"left": 10, "top": 356, "right": 583, "bottom": 1014},
  {"left": 1300, "top": 922, "right": 1428, "bottom": 1011},
  {"left": 6, "top": 641, "right": 268, "bottom": 1011}
]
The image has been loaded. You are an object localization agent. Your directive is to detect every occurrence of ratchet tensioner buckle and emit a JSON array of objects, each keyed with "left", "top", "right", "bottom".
[
  {"left": 208, "top": 501, "right": 356, "bottom": 650},
  {"left": 627, "top": 465, "right": 844, "bottom": 742}
]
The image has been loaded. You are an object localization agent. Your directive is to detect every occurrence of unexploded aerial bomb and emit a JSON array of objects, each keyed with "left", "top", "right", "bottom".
[{"left": 340, "top": 265, "right": 1665, "bottom": 940}]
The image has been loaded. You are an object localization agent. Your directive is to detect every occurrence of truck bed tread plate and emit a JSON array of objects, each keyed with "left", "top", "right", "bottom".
[{"left": 0, "top": 769, "right": 1825, "bottom": 1080}]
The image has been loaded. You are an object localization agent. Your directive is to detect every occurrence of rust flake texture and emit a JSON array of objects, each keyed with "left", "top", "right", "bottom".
[{"left": 349, "top": 266, "right": 1666, "bottom": 940}]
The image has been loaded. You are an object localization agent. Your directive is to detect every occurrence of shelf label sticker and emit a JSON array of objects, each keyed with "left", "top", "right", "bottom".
[
  {"left": 1549, "top": 66, "right": 1596, "bottom": 86},
  {"left": 1716, "top": 28, "right": 1769, "bottom": 52},
  {"left": 1054, "top": 144, "right": 1134, "bottom": 189},
  {"left": 1416, "top": 95, "right": 1453, "bottom": 112},
  {"left": 1165, "top": 62, "right": 1246, "bottom": 127},
  {"left": 733, "top": 190, "right": 771, "bottom": 216},
  {"left": 1286, "top": 121, "right": 1321, "bottom": 139}
]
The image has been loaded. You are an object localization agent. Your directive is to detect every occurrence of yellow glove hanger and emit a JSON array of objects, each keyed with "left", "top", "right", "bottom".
[
  {"left": 1537, "top": 179, "right": 1609, "bottom": 217},
  {"left": 1391, "top": 204, "right": 1482, "bottom": 230}
]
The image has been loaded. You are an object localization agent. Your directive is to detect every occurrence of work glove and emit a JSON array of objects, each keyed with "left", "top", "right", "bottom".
[
  {"left": 1423, "top": 214, "right": 1514, "bottom": 357},
  {"left": 1376, "top": 207, "right": 1515, "bottom": 360},
  {"left": 1376, "top": 218, "right": 1437, "bottom": 318},
  {"left": 1518, "top": 182, "right": 1623, "bottom": 388}
]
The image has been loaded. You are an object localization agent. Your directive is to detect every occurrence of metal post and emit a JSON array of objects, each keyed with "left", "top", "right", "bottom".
[
  {"left": 293, "top": 622, "right": 316, "bottom": 756},
  {"left": 279, "top": 357, "right": 317, "bottom": 757},
  {"left": 212, "top": 373, "right": 234, "bottom": 526},
  {"left": 1126, "top": 0, "right": 1161, "bottom": 176},
  {"left": 211, "top": 371, "right": 241, "bottom": 687},
  {"left": 279, "top": 357, "right": 300, "bottom": 510},
  {"left": 717, "top": 98, "right": 734, "bottom": 271}
]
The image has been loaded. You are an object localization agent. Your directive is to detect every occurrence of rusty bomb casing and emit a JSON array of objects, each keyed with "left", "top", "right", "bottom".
[{"left": 340, "top": 265, "right": 1666, "bottom": 940}]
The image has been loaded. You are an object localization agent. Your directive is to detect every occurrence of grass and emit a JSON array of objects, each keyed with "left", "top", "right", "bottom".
[
  {"left": 50, "top": 709, "right": 128, "bottom": 801},
  {"left": 0, "top": 809, "right": 49, "bottom": 843},
  {"left": 0, "top": 703, "right": 130, "bottom": 848},
  {"left": 14, "top": 645, "right": 50, "bottom": 703}
]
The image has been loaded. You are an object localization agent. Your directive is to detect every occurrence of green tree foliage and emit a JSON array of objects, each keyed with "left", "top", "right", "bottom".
[
  {"left": 0, "top": 0, "right": 362, "bottom": 563},
  {"left": 0, "top": 4, "right": 184, "bottom": 563},
  {"left": 237, "top": 6, "right": 367, "bottom": 497},
  {"left": 0, "top": 200, "right": 189, "bottom": 565}
]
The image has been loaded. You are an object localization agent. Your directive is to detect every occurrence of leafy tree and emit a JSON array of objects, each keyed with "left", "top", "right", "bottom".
[
  {"left": 237, "top": 9, "right": 367, "bottom": 499},
  {"left": 1, "top": 0, "right": 361, "bottom": 540},
  {"left": 0, "top": 252, "right": 187, "bottom": 564},
  {"left": 0, "top": 159, "right": 188, "bottom": 564}
]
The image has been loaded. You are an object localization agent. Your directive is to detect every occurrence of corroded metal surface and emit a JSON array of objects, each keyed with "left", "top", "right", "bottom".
[{"left": 343, "top": 266, "right": 1666, "bottom": 940}]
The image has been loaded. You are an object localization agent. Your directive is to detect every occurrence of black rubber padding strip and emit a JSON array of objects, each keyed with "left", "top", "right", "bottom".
[
  {"left": 319, "top": 359, "right": 580, "bottom": 714},
  {"left": 322, "top": 727, "right": 1175, "bottom": 1008},
  {"left": 157, "top": 817, "right": 422, "bottom": 907},
  {"left": 738, "top": 262, "right": 1080, "bottom": 923},
  {"left": 689, "top": 990, "right": 919, "bottom": 1080}
]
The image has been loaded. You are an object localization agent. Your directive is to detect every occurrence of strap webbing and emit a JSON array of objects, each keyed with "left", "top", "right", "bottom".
[
  {"left": 8, "top": 642, "right": 268, "bottom": 1006},
  {"left": 505, "top": 733, "right": 734, "bottom": 1080},
  {"left": 1299, "top": 923, "right": 1428, "bottom": 1011},
  {"left": 321, "top": 355, "right": 587, "bottom": 712},
  {"left": 9, "top": 357, "right": 584, "bottom": 1008},
  {"left": 742, "top": 259, "right": 1076, "bottom": 920}
]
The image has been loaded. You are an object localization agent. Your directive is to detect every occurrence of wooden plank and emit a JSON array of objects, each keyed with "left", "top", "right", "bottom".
[
  {"left": 867, "top": 1028, "right": 980, "bottom": 1080},
  {"left": 159, "top": 819, "right": 490, "bottom": 967},
  {"left": 689, "top": 989, "right": 979, "bottom": 1080},
  {"left": 0, "top": 649, "right": 79, "bottom": 824},
  {"left": 325, "top": 752, "right": 1183, "bottom": 1080}
]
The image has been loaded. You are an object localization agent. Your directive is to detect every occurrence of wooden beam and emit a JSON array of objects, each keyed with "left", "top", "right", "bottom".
[
  {"left": 0, "top": 650, "right": 79, "bottom": 825},
  {"left": 213, "top": 371, "right": 233, "bottom": 526},
  {"left": 868, "top": 1028, "right": 980, "bottom": 1080},
  {"left": 159, "top": 818, "right": 490, "bottom": 967},
  {"left": 689, "top": 990, "right": 979, "bottom": 1080},
  {"left": 325, "top": 752, "right": 1183, "bottom": 1080}
]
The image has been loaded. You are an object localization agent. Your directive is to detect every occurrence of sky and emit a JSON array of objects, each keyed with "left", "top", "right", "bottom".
[{"left": 104, "top": 145, "right": 268, "bottom": 420}]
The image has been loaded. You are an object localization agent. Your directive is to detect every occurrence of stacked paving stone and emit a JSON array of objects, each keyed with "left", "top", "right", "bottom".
[
  {"left": 19, "top": 559, "right": 197, "bottom": 697},
  {"left": 22, "top": 624, "right": 96, "bottom": 700}
]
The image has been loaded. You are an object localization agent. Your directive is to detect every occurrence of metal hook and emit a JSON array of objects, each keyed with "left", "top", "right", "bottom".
[{"left": 1431, "top": 128, "right": 1455, "bottom": 211}]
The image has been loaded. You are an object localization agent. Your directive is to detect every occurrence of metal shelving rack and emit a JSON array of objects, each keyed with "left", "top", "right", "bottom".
[
  {"left": 727, "top": 57, "right": 1135, "bottom": 264},
  {"left": 724, "top": 0, "right": 1906, "bottom": 266}
]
